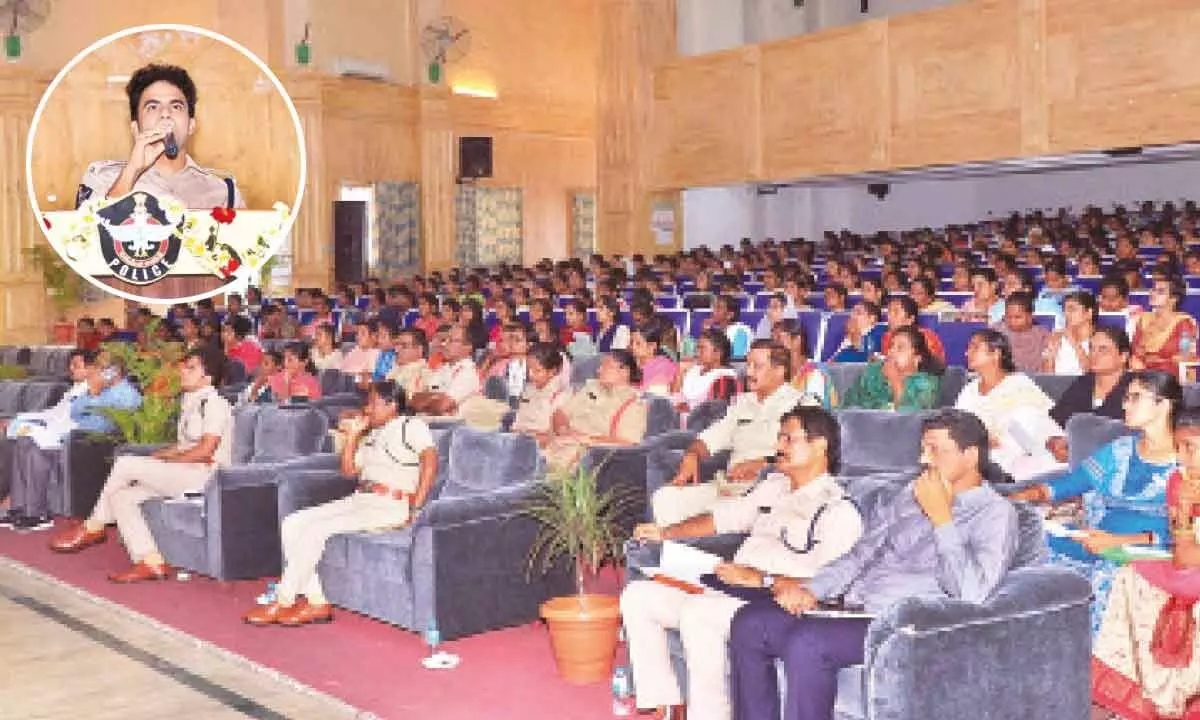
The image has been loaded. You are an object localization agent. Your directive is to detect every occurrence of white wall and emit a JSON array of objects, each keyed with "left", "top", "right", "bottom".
[
  {"left": 682, "top": 160, "right": 1200, "bottom": 247},
  {"left": 677, "top": 0, "right": 747, "bottom": 56}
]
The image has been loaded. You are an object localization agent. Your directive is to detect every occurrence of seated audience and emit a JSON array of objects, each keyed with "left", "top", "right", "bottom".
[
  {"left": 996, "top": 291, "right": 1050, "bottom": 373},
  {"left": 1011, "top": 370, "right": 1180, "bottom": 634},
  {"left": 49, "top": 348, "right": 232, "bottom": 583},
  {"left": 413, "top": 293, "right": 441, "bottom": 341},
  {"left": 509, "top": 343, "right": 570, "bottom": 439},
  {"left": 3, "top": 349, "right": 89, "bottom": 448},
  {"left": 559, "top": 298, "right": 593, "bottom": 349},
  {"left": 621, "top": 407, "right": 862, "bottom": 719},
  {"left": 1098, "top": 275, "right": 1140, "bottom": 339},
  {"left": 727, "top": 409, "right": 1018, "bottom": 720},
  {"left": 960, "top": 267, "right": 1005, "bottom": 323},
  {"left": 242, "top": 350, "right": 283, "bottom": 404},
  {"left": 370, "top": 321, "right": 399, "bottom": 382},
  {"left": 1131, "top": 274, "right": 1197, "bottom": 377},
  {"left": 773, "top": 321, "right": 835, "bottom": 410},
  {"left": 342, "top": 319, "right": 381, "bottom": 381},
  {"left": 243, "top": 381, "right": 437, "bottom": 627},
  {"left": 754, "top": 293, "right": 792, "bottom": 340},
  {"left": 881, "top": 296, "right": 946, "bottom": 364},
  {"left": 955, "top": 329, "right": 1057, "bottom": 481},
  {"left": 1091, "top": 408, "right": 1200, "bottom": 719},
  {"left": 1034, "top": 255, "right": 1080, "bottom": 328},
  {"left": 386, "top": 328, "right": 430, "bottom": 398},
  {"left": 652, "top": 341, "right": 801, "bottom": 527},
  {"left": 2, "top": 355, "right": 142, "bottom": 531},
  {"left": 909, "top": 277, "right": 953, "bottom": 313},
  {"left": 222, "top": 316, "right": 263, "bottom": 375},
  {"left": 269, "top": 343, "right": 322, "bottom": 402},
  {"left": 410, "top": 325, "right": 481, "bottom": 416},
  {"left": 631, "top": 323, "right": 679, "bottom": 397},
  {"left": 842, "top": 325, "right": 942, "bottom": 411},
  {"left": 461, "top": 299, "right": 490, "bottom": 354},
  {"left": 1044, "top": 326, "right": 1133, "bottom": 463},
  {"left": 672, "top": 328, "right": 738, "bottom": 412},
  {"left": 541, "top": 350, "right": 647, "bottom": 471},
  {"left": 310, "top": 322, "right": 343, "bottom": 372},
  {"left": 596, "top": 295, "right": 631, "bottom": 352},
  {"left": 1041, "top": 291, "right": 1096, "bottom": 375},
  {"left": 828, "top": 301, "right": 884, "bottom": 363}
]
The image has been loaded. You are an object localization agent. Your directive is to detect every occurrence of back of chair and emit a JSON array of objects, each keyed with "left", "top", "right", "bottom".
[
  {"left": 0, "top": 381, "right": 27, "bottom": 414},
  {"left": 1065, "top": 413, "right": 1132, "bottom": 469},
  {"left": 825, "top": 363, "right": 868, "bottom": 403},
  {"left": 836, "top": 408, "right": 930, "bottom": 475},
  {"left": 230, "top": 404, "right": 265, "bottom": 465},
  {"left": 250, "top": 404, "right": 331, "bottom": 463},
  {"left": 686, "top": 399, "right": 728, "bottom": 435},
  {"left": 21, "top": 381, "right": 68, "bottom": 412},
  {"left": 483, "top": 375, "right": 507, "bottom": 402},
  {"left": 1031, "top": 374, "right": 1078, "bottom": 404},
  {"left": 570, "top": 354, "right": 603, "bottom": 388},
  {"left": 442, "top": 426, "right": 542, "bottom": 498},
  {"left": 937, "top": 366, "right": 969, "bottom": 408},
  {"left": 644, "top": 395, "right": 680, "bottom": 438}
]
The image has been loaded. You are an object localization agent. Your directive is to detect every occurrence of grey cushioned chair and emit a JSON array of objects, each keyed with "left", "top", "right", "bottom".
[
  {"left": 625, "top": 488, "right": 1092, "bottom": 720},
  {"left": 139, "top": 403, "right": 334, "bottom": 580},
  {"left": 1007, "top": 412, "right": 1133, "bottom": 494},
  {"left": 826, "top": 363, "right": 868, "bottom": 402},
  {"left": 571, "top": 354, "right": 604, "bottom": 387},
  {"left": 1031, "top": 373, "right": 1079, "bottom": 403},
  {"left": 278, "top": 426, "right": 568, "bottom": 639},
  {"left": 836, "top": 408, "right": 932, "bottom": 479}
]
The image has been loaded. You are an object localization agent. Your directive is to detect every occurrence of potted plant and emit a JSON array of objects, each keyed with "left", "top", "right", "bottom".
[
  {"left": 23, "top": 245, "right": 85, "bottom": 344},
  {"left": 95, "top": 325, "right": 184, "bottom": 444},
  {"left": 524, "top": 463, "right": 637, "bottom": 684}
]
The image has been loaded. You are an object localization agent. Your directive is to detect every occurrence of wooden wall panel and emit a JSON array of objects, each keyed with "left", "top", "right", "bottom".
[
  {"left": 886, "top": 0, "right": 1023, "bottom": 168},
  {"left": 656, "top": 48, "right": 758, "bottom": 187},
  {"left": 760, "top": 23, "right": 887, "bottom": 179},
  {"left": 29, "top": 31, "right": 303, "bottom": 212},
  {"left": 1045, "top": 0, "right": 1200, "bottom": 152},
  {"left": 652, "top": 0, "right": 1200, "bottom": 188}
]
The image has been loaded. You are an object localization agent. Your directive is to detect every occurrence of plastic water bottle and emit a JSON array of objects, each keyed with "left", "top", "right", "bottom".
[
  {"left": 1182, "top": 329, "right": 1196, "bottom": 360},
  {"left": 424, "top": 620, "right": 442, "bottom": 659},
  {"left": 611, "top": 665, "right": 633, "bottom": 716}
]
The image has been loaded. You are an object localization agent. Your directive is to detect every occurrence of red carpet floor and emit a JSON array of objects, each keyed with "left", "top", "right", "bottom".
[{"left": 0, "top": 520, "right": 627, "bottom": 719}]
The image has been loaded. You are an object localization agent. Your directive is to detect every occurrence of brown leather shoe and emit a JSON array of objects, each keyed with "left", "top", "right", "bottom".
[
  {"left": 108, "top": 562, "right": 171, "bottom": 583},
  {"left": 652, "top": 706, "right": 687, "bottom": 720},
  {"left": 278, "top": 601, "right": 334, "bottom": 626},
  {"left": 243, "top": 602, "right": 291, "bottom": 626},
  {"left": 49, "top": 524, "right": 106, "bottom": 554}
]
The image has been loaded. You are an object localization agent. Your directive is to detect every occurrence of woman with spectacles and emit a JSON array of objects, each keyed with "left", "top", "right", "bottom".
[{"left": 1010, "top": 370, "right": 1181, "bottom": 634}]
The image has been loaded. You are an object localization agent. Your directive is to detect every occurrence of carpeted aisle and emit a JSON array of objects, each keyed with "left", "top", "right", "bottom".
[{"left": 0, "top": 520, "right": 623, "bottom": 720}]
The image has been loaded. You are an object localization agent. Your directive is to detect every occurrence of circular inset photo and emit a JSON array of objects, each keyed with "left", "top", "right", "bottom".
[{"left": 26, "top": 24, "right": 306, "bottom": 304}]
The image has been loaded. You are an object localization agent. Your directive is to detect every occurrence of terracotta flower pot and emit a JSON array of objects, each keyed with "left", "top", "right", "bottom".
[{"left": 540, "top": 594, "right": 621, "bottom": 684}]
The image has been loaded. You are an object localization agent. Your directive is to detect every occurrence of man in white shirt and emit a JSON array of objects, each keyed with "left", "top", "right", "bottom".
[
  {"left": 621, "top": 407, "right": 862, "bottom": 720},
  {"left": 651, "top": 340, "right": 802, "bottom": 527},
  {"left": 410, "top": 325, "right": 481, "bottom": 416},
  {"left": 4, "top": 349, "right": 91, "bottom": 448}
]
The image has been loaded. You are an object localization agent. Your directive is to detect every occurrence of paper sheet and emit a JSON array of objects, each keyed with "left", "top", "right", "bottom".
[{"left": 640, "top": 541, "right": 722, "bottom": 586}]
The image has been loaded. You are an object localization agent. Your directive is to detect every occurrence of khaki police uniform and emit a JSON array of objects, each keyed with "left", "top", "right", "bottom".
[
  {"left": 276, "top": 415, "right": 435, "bottom": 606},
  {"left": 621, "top": 473, "right": 862, "bottom": 719},
  {"left": 543, "top": 379, "right": 647, "bottom": 471},
  {"left": 652, "top": 383, "right": 803, "bottom": 526},
  {"left": 387, "top": 358, "right": 428, "bottom": 397},
  {"left": 88, "top": 385, "right": 233, "bottom": 562},
  {"left": 421, "top": 357, "right": 482, "bottom": 405},
  {"left": 78, "top": 155, "right": 246, "bottom": 210}
]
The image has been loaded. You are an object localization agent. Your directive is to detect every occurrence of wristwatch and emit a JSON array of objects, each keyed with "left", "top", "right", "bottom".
[{"left": 761, "top": 573, "right": 775, "bottom": 589}]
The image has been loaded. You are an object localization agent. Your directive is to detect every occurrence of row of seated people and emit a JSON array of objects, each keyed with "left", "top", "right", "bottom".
[{"left": 1, "top": 336, "right": 1184, "bottom": 718}]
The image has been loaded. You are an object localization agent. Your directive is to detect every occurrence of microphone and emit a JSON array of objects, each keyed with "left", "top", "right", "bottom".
[{"left": 163, "top": 131, "right": 179, "bottom": 160}]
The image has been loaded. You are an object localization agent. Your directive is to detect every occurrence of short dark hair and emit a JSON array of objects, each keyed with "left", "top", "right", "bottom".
[
  {"left": 1127, "top": 370, "right": 1183, "bottom": 427},
  {"left": 888, "top": 295, "right": 919, "bottom": 322},
  {"left": 698, "top": 328, "right": 732, "bottom": 366},
  {"left": 970, "top": 328, "right": 1016, "bottom": 372},
  {"left": 528, "top": 342, "right": 564, "bottom": 374},
  {"left": 781, "top": 405, "right": 842, "bottom": 474},
  {"left": 1005, "top": 291, "right": 1035, "bottom": 315},
  {"left": 69, "top": 348, "right": 93, "bottom": 365},
  {"left": 921, "top": 408, "right": 991, "bottom": 473},
  {"left": 368, "top": 380, "right": 409, "bottom": 414},
  {"left": 1093, "top": 325, "right": 1131, "bottom": 357},
  {"left": 228, "top": 316, "right": 252, "bottom": 338},
  {"left": 750, "top": 338, "right": 792, "bottom": 380},
  {"left": 186, "top": 346, "right": 224, "bottom": 386},
  {"left": 1099, "top": 274, "right": 1130, "bottom": 298},
  {"left": 397, "top": 328, "right": 429, "bottom": 358},
  {"left": 608, "top": 349, "right": 642, "bottom": 385},
  {"left": 127, "top": 63, "right": 197, "bottom": 121},
  {"left": 889, "top": 325, "right": 944, "bottom": 376},
  {"left": 1176, "top": 407, "right": 1200, "bottom": 433}
]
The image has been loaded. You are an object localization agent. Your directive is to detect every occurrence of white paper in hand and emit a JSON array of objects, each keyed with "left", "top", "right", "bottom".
[
  {"left": 1043, "top": 520, "right": 1085, "bottom": 539},
  {"left": 650, "top": 541, "right": 722, "bottom": 586}
]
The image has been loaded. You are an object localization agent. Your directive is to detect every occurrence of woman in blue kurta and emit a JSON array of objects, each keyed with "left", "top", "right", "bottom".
[{"left": 1012, "top": 370, "right": 1181, "bottom": 633}]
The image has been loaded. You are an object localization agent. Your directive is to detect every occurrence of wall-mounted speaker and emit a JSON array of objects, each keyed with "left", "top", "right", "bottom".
[
  {"left": 459, "top": 136, "right": 493, "bottom": 180},
  {"left": 867, "top": 183, "right": 890, "bottom": 200}
]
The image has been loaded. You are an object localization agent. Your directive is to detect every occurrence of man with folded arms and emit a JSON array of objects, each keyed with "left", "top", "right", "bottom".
[
  {"left": 243, "top": 381, "right": 437, "bottom": 626},
  {"left": 49, "top": 348, "right": 232, "bottom": 583},
  {"left": 622, "top": 407, "right": 862, "bottom": 720},
  {"left": 651, "top": 340, "right": 802, "bottom": 527},
  {"left": 726, "top": 409, "right": 1019, "bottom": 720}
]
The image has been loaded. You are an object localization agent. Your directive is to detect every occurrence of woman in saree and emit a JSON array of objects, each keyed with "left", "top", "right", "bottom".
[
  {"left": 841, "top": 325, "right": 941, "bottom": 411},
  {"left": 772, "top": 318, "right": 836, "bottom": 409},
  {"left": 1011, "top": 370, "right": 1181, "bottom": 635},
  {"left": 1132, "top": 275, "right": 1198, "bottom": 378},
  {"left": 1091, "top": 408, "right": 1200, "bottom": 720}
]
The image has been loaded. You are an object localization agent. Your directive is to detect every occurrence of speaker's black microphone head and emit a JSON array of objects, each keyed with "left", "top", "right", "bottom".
[{"left": 163, "top": 131, "right": 179, "bottom": 160}]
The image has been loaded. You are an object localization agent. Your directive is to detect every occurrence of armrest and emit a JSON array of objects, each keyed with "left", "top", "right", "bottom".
[
  {"left": 582, "top": 444, "right": 651, "bottom": 534},
  {"left": 276, "top": 467, "right": 355, "bottom": 517},
  {"left": 416, "top": 481, "right": 539, "bottom": 528},
  {"left": 623, "top": 534, "right": 747, "bottom": 583},
  {"left": 116, "top": 443, "right": 171, "bottom": 457},
  {"left": 861, "top": 566, "right": 1092, "bottom": 720},
  {"left": 646, "top": 429, "right": 698, "bottom": 453},
  {"left": 999, "top": 466, "right": 1068, "bottom": 496}
]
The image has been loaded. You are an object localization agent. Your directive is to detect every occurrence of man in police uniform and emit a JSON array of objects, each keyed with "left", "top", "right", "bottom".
[
  {"left": 650, "top": 340, "right": 802, "bottom": 527},
  {"left": 77, "top": 63, "right": 245, "bottom": 210},
  {"left": 49, "top": 347, "right": 233, "bottom": 583},
  {"left": 622, "top": 407, "right": 863, "bottom": 720},
  {"left": 386, "top": 328, "right": 430, "bottom": 397},
  {"left": 409, "top": 325, "right": 481, "bottom": 416},
  {"left": 243, "top": 381, "right": 438, "bottom": 627}
]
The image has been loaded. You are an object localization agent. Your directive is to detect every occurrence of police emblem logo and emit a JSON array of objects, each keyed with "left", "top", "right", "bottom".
[{"left": 96, "top": 192, "right": 183, "bottom": 285}]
